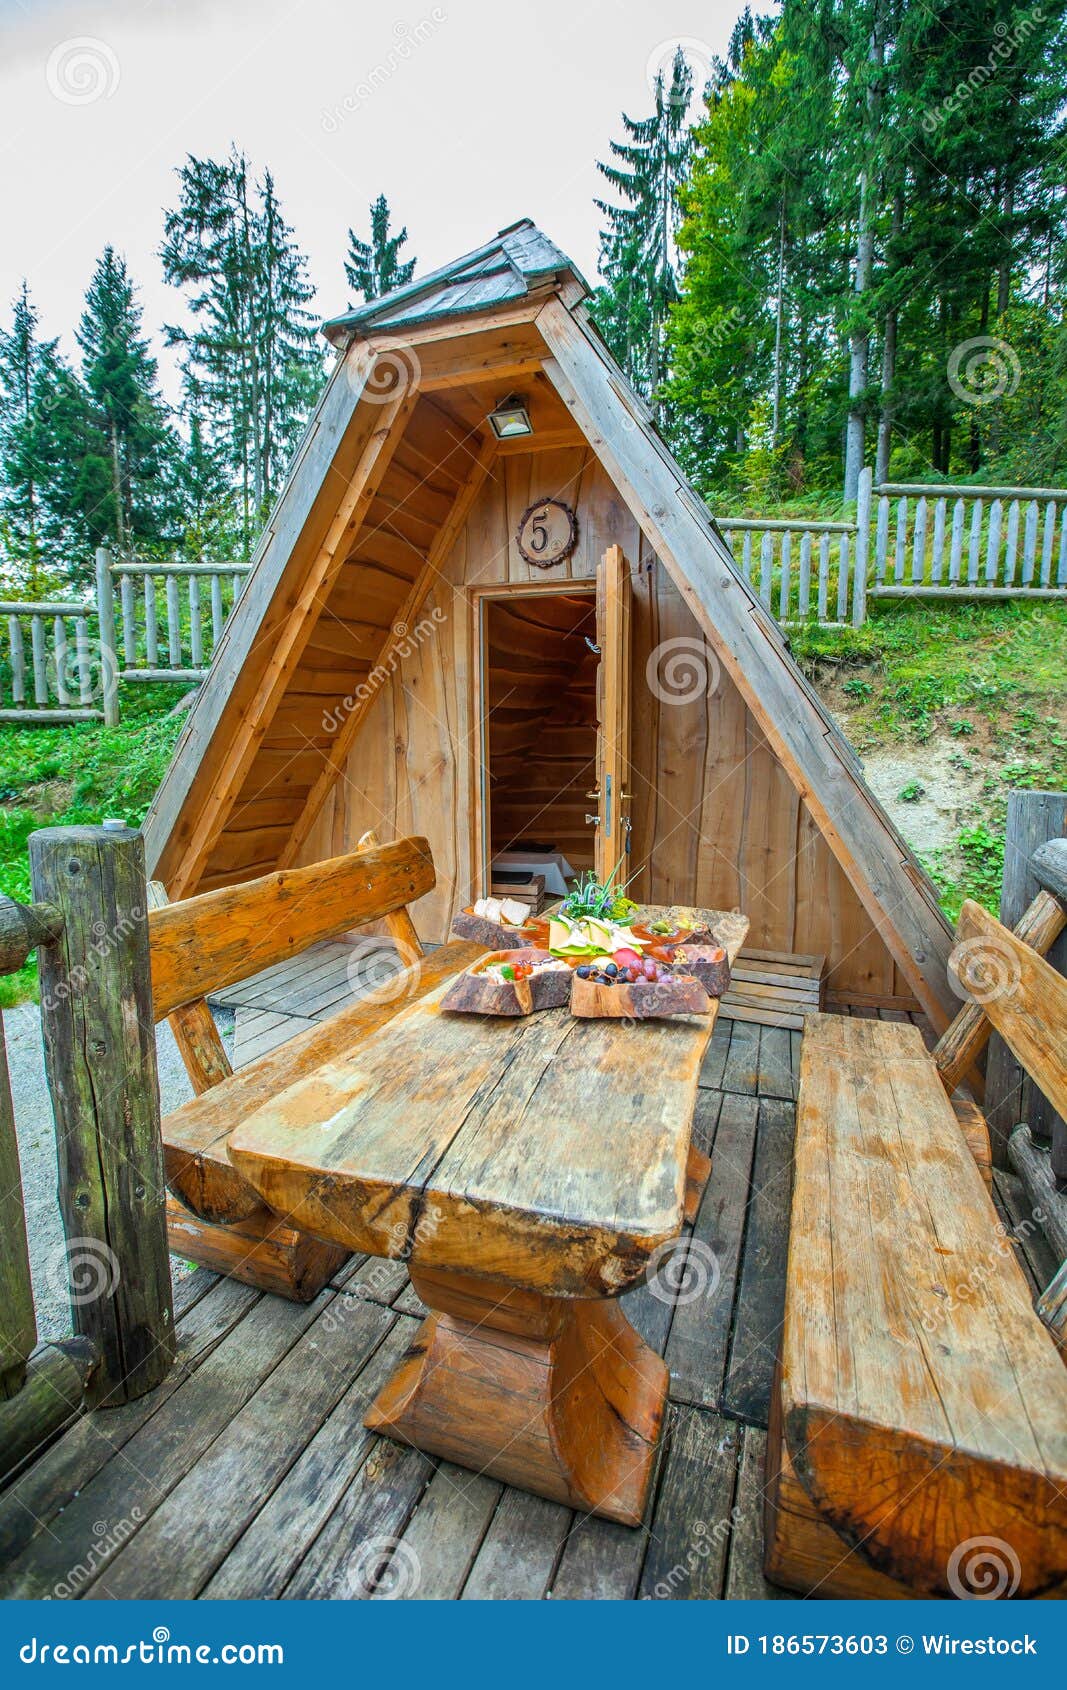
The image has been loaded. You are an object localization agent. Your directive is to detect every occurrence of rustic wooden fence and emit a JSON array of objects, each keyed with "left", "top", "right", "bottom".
[
  {"left": 0, "top": 548, "right": 250, "bottom": 725},
  {"left": 0, "top": 823, "right": 174, "bottom": 1479},
  {"left": 2, "top": 476, "right": 1065, "bottom": 724},
  {"left": 869, "top": 482, "right": 1067, "bottom": 603},
  {"left": 719, "top": 469, "right": 1067, "bottom": 627},
  {"left": 720, "top": 467, "right": 871, "bottom": 629}
]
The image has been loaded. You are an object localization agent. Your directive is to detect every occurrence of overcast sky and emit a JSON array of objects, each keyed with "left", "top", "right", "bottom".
[{"left": 0, "top": 0, "right": 740, "bottom": 399}]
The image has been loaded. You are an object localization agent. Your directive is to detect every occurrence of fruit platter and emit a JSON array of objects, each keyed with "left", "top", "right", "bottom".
[{"left": 445, "top": 872, "right": 742, "bottom": 1022}]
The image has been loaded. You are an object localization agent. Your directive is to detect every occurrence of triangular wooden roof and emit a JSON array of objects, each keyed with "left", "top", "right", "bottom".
[{"left": 143, "top": 220, "right": 957, "bottom": 1025}]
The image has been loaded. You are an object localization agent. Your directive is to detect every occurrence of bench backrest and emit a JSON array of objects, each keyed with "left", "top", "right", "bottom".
[
  {"left": 149, "top": 834, "right": 435, "bottom": 1020},
  {"left": 954, "top": 898, "right": 1067, "bottom": 1125}
]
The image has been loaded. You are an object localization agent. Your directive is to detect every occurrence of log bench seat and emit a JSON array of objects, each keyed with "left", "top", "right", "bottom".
[{"left": 765, "top": 1013, "right": 1067, "bottom": 1599}]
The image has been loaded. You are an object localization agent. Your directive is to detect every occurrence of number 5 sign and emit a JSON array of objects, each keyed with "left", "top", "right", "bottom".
[{"left": 516, "top": 498, "right": 578, "bottom": 568}]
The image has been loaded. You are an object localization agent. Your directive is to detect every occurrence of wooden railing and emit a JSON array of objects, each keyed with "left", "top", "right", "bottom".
[
  {"left": 719, "top": 467, "right": 873, "bottom": 629},
  {"left": 718, "top": 471, "right": 1067, "bottom": 626},
  {"left": 110, "top": 555, "right": 250, "bottom": 683},
  {"left": 870, "top": 482, "right": 1067, "bottom": 601},
  {"left": 0, "top": 825, "right": 175, "bottom": 1479},
  {"left": 0, "top": 547, "right": 250, "bottom": 726}
]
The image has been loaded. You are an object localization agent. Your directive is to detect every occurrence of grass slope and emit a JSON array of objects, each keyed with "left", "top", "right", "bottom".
[
  {"left": 791, "top": 599, "right": 1067, "bottom": 920},
  {"left": 0, "top": 687, "right": 188, "bottom": 1004}
]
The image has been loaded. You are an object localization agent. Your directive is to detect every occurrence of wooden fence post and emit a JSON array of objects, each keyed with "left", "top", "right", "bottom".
[
  {"left": 0, "top": 1015, "right": 36, "bottom": 1402},
  {"left": 852, "top": 466, "right": 872, "bottom": 627},
  {"left": 29, "top": 823, "right": 174, "bottom": 1404},
  {"left": 94, "top": 546, "right": 120, "bottom": 727},
  {"left": 984, "top": 790, "right": 1067, "bottom": 1166}
]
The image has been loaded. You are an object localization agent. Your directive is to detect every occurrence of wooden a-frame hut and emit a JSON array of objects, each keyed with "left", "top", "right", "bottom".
[{"left": 143, "top": 219, "right": 957, "bottom": 1026}]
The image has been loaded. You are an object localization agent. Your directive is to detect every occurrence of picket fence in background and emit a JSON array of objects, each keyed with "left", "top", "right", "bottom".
[
  {"left": 0, "top": 547, "right": 249, "bottom": 724},
  {"left": 2, "top": 471, "right": 1066, "bottom": 723}
]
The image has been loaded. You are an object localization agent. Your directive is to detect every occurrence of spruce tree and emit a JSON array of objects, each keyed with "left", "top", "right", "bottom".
[
  {"left": 592, "top": 49, "right": 696, "bottom": 413},
  {"left": 162, "top": 150, "right": 322, "bottom": 551},
  {"left": 76, "top": 246, "right": 175, "bottom": 551},
  {"left": 344, "top": 195, "right": 416, "bottom": 303},
  {"left": 0, "top": 283, "right": 64, "bottom": 586}
]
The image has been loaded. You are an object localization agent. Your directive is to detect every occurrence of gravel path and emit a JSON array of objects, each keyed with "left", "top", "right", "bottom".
[{"left": 7, "top": 1001, "right": 236, "bottom": 1341}]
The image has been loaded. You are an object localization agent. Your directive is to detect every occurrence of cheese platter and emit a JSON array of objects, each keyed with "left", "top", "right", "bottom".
[{"left": 445, "top": 872, "right": 746, "bottom": 1022}]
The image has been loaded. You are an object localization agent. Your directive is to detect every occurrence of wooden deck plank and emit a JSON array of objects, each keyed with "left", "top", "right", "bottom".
[
  {"left": 202, "top": 1315, "right": 413, "bottom": 1598},
  {"left": 721, "top": 1019, "right": 760, "bottom": 1096},
  {"left": 88, "top": 1296, "right": 396, "bottom": 1598},
  {"left": 756, "top": 1026, "right": 796, "bottom": 1099},
  {"left": 283, "top": 1433, "right": 434, "bottom": 1599},
  {"left": 698, "top": 1016, "right": 732, "bottom": 1090},
  {"left": 1, "top": 1291, "right": 326, "bottom": 1598},
  {"left": 722, "top": 1097, "right": 795, "bottom": 1426},
  {"left": 233, "top": 1009, "right": 312, "bottom": 1067},
  {"left": 638, "top": 1405, "right": 740, "bottom": 1599},
  {"left": 664, "top": 1093, "right": 758, "bottom": 1409},
  {"left": 550, "top": 1510, "right": 648, "bottom": 1600},
  {"left": 461, "top": 1489, "right": 570, "bottom": 1600},
  {"left": 724, "top": 1425, "right": 791, "bottom": 1600},
  {"left": 212, "top": 941, "right": 358, "bottom": 1008},
  {"left": 381, "top": 1463, "right": 501, "bottom": 1599},
  {"left": 0, "top": 1276, "right": 260, "bottom": 1575}
]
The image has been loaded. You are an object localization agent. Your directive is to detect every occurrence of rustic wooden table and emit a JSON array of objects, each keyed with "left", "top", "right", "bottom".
[{"left": 229, "top": 907, "right": 747, "bottom": 1524}]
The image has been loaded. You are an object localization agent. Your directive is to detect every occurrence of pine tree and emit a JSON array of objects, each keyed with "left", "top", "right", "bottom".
[
  {"left": 162, "top": 150, "right": 322, "bottom": 552},
  {"left": 667, "top": 0, "right": 1067, "bottom": 490},
  {"left": 344, "top": 195, "right": 416, "bottom": 303},
  {"left": 176, "top": 384, "right": 238, "bottom": 558},
  {"left": 0, "top": 283, "right": 64, "bottom": 586},
  {"left": 591, "top": 49, "right": 696, "bottom": 413},
  {"left": 76, "top": 246, "right": 175, "bottom": 551}
]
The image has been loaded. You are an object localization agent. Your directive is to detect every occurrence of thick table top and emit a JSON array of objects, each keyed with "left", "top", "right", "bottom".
[{"left": 228, "top": 907, "right": 747, "bottom": 1299}]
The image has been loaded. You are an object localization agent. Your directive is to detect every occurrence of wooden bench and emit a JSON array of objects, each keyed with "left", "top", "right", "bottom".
[
  {"left": 152, "top": 832, "right": 483, "bottom": 1300},
  {"left": 766, "top": 979, "right": 1067, "bottom": 1594}
]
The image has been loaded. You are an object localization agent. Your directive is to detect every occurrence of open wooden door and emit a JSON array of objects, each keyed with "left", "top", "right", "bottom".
[{"left": 594, "top": 545, "right": 633, "bottom": 884}]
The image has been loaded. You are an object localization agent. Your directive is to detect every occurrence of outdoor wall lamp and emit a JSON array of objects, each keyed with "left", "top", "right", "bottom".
[{"left": 488, "top": 394, "right": 533, "bottom": 438}]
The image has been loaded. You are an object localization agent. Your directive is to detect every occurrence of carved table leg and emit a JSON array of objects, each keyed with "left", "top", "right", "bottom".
[{"left": 364, "top": 1265, "right": 668, "bottom": 1525}]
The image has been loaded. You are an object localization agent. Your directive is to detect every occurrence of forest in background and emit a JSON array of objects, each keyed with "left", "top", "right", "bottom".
[{"left": 2, "top": 0, "right": 1066, "bottom": 591}]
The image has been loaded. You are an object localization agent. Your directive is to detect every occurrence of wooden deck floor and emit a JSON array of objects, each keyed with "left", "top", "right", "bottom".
[{"left": 0, "top": 955, "right": 1057, "bottom": 1601}]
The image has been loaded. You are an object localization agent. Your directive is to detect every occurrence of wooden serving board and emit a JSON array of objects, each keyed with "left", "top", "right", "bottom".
[
  {"left": 451, "top": 909, "right": 540, "bottom": 950},
  {"left": 570, "top": 971, "right": 710, "bottom": 1020},
  {"left": 441, "top": 950, "right": 571, "bottom": 1017}
]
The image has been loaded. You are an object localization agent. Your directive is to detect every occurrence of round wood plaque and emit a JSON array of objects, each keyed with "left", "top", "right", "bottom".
[{"left": 516, "top": 498, "right": 578, "bottom": 568}]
